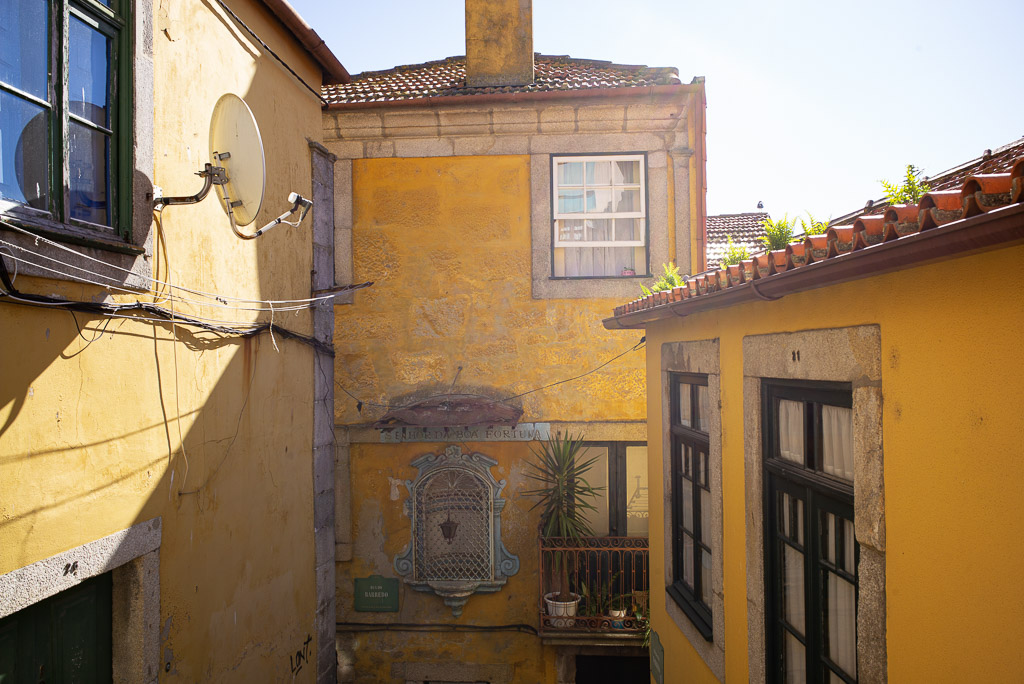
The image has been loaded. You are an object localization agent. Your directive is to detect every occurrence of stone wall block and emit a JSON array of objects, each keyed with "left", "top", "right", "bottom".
[
  {"left": 323, "top": 140, "right": 364, "bottom": 160},
  {"left": 529, "top": 131, "right": 665, "bottom": 154},
  {"left": 625, "top": 103, "right": 683, "bottom": 132},
  {"left": 392, "top": 138, "right": 455, "bottom": 158},
  {"left": 452, "top": 135, "right": 530, "bottom": 156},
  {"left": 333, "top": 112, "right": 383, "bottom": 139},
  {"left": 364, "top": 140, "right": 395, "bottom": 158},
  {"left": 438, "top": 110, "right": 492, "bottom": 136},
  {"left": 538, "top": 106, "right": 577, "bottom": 133},
  {"left": 576, "top": 105, "right": 627, "bottom": 133},
  {"left": 381, "top": 110, "right": 438, "bottom": 136}
]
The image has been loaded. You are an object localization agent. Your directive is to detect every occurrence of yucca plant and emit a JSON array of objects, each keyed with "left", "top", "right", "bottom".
[
  {"left": 759, "top": 214, "right": 796, "bottom": 251},
  {"left": 524, "top": 432, "right": 604, "bottom": 602}
]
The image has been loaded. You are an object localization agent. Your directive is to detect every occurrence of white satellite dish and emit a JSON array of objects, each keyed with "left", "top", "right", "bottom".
[
  {"left": 209, "top": 94, "right": 265, "bottom": 227},
  {"left": 154, "top": 93, "right": 312, "bottom": 240}
]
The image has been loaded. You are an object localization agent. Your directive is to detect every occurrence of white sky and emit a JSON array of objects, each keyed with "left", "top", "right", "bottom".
[{"left": 289, "top": 0, "right": 1023, "bottom": 222}]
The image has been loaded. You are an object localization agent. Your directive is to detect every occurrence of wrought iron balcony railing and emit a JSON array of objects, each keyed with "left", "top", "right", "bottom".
[{"left": 538, "top": 536, "right": 649, "bottom": 636}]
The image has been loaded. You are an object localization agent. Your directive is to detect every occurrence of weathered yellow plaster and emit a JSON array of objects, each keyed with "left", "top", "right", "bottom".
[
  {"left": 1, "top": 0, "right": 328, "bottom": 679},
  {"left": 643, "top": 243, "right": 1024, "bottom": 682}
]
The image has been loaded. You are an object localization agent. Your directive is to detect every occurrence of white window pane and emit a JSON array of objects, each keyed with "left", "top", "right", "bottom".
[
  {"left": 557, "top": 161, "right": 582, "bottom": 185},
  {"left": 586, "top": 160, "right": 611, "bottom": 185},
  {"left": 678, "top": 383, "right": 692, "bottom": 427},
  {"left": 827, "top": 572, "right": 857, "bottom": 678},
  {"left": 558, "top": 188, "right": 584, "bottom": 214},
  {"left": 785, "top": 631, "right": 807, "bottom": 684},
  {"left": 783, "top": 544, "right": 806, "bottom": 634},
  {"left": 614, "top": 218, "right": 642, "bottom": 242},
  {"left": 625, "top": 446, "right": 649, "bottom": 537},
  {"left": 697, "top": 385, "right": 710, "bottom": 432},
  {"left": 614, "top": 187, "right": 641, "bottom": 212},
  {"left": 557, "top": 219, "right": 584, "bottom": 242},
  {"left": 579, "top": 446, "right": 609, "bottom": 536},
  {"left": 614, "top": 160, "right": 639, "bottom": 184},
  {"left": 822, "top": 405, "right": 853, "bottom": 481},
  {"left": 585, "top": 188, "right": 612, "bottom": 213},
  {"left": 682, "top": 533, "right": 694, "bottom": 587},
  {"left": 587, "top": 218, "right": 612, "bottom": 241},
  {"left": 682, "top": 478, "right": 693, "bottom": 531},
  {"left": 779, "top": 399, "right": 804, "bottom": 463}
]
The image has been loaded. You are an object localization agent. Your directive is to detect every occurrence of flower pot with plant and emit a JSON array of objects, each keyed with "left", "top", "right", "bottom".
[{"left": 525, "top": 432, "right": 604, "bottom": 625}]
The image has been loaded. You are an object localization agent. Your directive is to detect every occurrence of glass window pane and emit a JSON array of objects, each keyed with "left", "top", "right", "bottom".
[
  {"left": 682, "top": 533, "right": 694, "bottom": 588},
  {"left": 682, "top": 444, "right": 690, "bottom": 478},
  {"left": 699, "top": 548, "right": 711, "bottom": 606},
  {"left": 625, "top": 446, "right": 648, "bottom": 537},
  {"left": 614, "top": 187, "right": 640, "bottom": 212},
  {"left": 795, "top": 498, "right": 803, "bottom": 545},
  {"left": 0, "top": 0, "right": 49, "bottom": 99},
  {"left": 696, "top": 385, "right": 710, "bottom": 432},
  {"left": 783, "top": 544, "right": 806, "bottom": 633},
  {"left": 587, "top": 218, "right": 612, "bottom": 242},
  {"left": 678, "top": 383, "right": 692, "bottom": 427},
  {"left": 579, "top": 446, "right": 609, "bottom": 537},
  {"left": 701, "top": 451, "right": 710, "bottom": 488},
  {"left": 585, "top": 160, "right": 611, "bottom": 185},
  {"left": 557, "top": 161, "right": 582, "bottom": 185},
  {"left": 558, "top": 188, "right": 584, "bottom": 214},
  {"left": 826, "top": 571, "right": 857, "bottom": 679},
  {"left": 0, "top": 90, "right": 49, "bottom": 210},
  {"left": 69, "top": 16, "right": 110, "bottom": 128},
  {"left": 843, "top": 518, "right": 855, "bottom": 574},
  {"left": 824, "top": 512, "right": 835, "bottom": 563},
  {"left": 557, "top": 219, "right": 584, "bottom": 242},
  {"left": 682, "top": 478, "right": 693, "bottom": 531},
  {"left": 699, "top": 487, "right": 710, "bottom": 542},
  {"left": 779, "top": 399, "right": 805, "bottom": 463},
  {"left": 69, "top": 121, "right": 110, "bottom": 226},
  {"left": 780, "top": 492, "right": 790, "bottom": 537},
  {"left": 585, "top": 188, "right": 612, "bottom": 213},
  {"left": 822, "top": 405, "right": 853, "bottom": 481},
  {"left": 614, "top": 160, "right": 639, "bottom": 184},
  {"left": 614, "top": 218, "right": 641, "bottom": 242},
  {"left": 785, "top": 631, "right": 807, "bottom": 684}
]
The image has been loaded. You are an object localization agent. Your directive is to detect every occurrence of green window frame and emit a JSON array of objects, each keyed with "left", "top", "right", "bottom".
[{"left": 0, "top": 0, "right": 133, "bottom": 241}]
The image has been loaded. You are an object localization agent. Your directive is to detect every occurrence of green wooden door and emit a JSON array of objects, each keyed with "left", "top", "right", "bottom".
[{"left": 0, "top": 573, "right": 112, "bottom": 684}]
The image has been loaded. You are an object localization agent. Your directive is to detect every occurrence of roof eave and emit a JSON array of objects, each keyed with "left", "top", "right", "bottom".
[
  {"left": 258, "top": 0, "right": 351, "bottom": 84},
  {"left": 323, "top": 82, "right": 703, "bottom": 111},
  {"left": 604, "top": 202, "right": 1024, "bottom": 330}
]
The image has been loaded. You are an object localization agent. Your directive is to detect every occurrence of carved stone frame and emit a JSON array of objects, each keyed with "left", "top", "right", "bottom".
[
  {"left": 743, "top": 325, "right": 886, "bottom": 683},
  {"left": 394, "top": 445, "right": 520, "bottom": 616}
]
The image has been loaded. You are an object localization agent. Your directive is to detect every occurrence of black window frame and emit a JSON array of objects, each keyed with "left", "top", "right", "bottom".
[
  {"left": 0, "top": 0, "right": 135, "bottom": 249},
  {"left": 548, "top": 151, "right": 651, "bottom": 280},
  {"left": 762, "top": 379, "right": 859, "bottom": 684},
  {"left": 667, "top": 372, "right": 713, "bottom": 640},
  {"left": 578, "top": 441, "right": 648, "bottom": 538}
]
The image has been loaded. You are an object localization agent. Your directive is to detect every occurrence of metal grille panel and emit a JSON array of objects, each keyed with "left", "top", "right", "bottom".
[{"left": 415, "top": 470, "right": 492, "bottom": 581}]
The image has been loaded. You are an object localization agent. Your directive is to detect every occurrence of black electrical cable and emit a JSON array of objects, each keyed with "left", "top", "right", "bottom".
[
  {"left": 335, "top": 621, "right": 538, "bottom": 636},
  {"left": 0, "top": 257, "right": 333, "bottom": 356},
  {"left": 212, "top": 0, "right": 327, "bottom": 105}
]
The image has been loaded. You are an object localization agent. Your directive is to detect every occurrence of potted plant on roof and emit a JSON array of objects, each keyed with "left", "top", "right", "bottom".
[{"left": 524, "top": 432, "right": 604, "bottom": 626}]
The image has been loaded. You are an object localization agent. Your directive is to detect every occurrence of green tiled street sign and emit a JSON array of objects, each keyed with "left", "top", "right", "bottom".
[{"left": 354, "top": 575, "right": 399, "bottom": 612}]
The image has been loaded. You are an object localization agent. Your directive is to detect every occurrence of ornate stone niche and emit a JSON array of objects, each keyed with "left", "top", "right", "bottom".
[{"left": 394, "top": 446, "right": 520, "bottom": 616}]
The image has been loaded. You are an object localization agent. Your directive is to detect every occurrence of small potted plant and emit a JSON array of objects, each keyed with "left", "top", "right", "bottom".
[{"left": 525, "top": 432, "right": 603, "bottom": 625}]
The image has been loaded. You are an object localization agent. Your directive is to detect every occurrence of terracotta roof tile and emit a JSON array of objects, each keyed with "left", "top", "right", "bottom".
[
  {"left": 706, "top": 212, "right": 769, "bottom": 269},
  {"left": 322, "top": 54, "right": 681, "bottom": 105},
  {"left": 610, "top": 144, "right": 1024, "bottom": 322}
]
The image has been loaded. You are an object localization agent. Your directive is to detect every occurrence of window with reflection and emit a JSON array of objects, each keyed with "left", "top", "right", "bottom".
[
  {"left": 764, "top": 381, "right": 857, "bottom": 683},
  {"left": 551, "top": 154, "right": 647, "bottom": 278},
  {"left": 0, "top": 0, "right": 129, "bottom": 236},
  {"left": 668, "top": 373, "right": 712, "bottom": 639},
  {"left": 577, "top": 442, "right": 649, "bottom": 538}
]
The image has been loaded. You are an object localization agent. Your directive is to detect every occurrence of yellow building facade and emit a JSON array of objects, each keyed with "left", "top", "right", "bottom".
[
  {"left": 1, "top": 1, "right": 348, "bottom": 680},
  {"left": 605, "top": 157, "right": 1024, "bottom": 682},
  {"left": 322, "top": 1, "right": 706, "bottom": 681}
]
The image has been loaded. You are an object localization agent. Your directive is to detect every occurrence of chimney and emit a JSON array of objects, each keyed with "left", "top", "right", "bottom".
[{"left": 465, "top": 0, "right": 534, "bottom": 87}]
